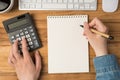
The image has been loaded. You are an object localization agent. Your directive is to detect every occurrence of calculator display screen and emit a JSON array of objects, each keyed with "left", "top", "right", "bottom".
[{"left": 8, "top": 19, "right": 28, "bottom": 30}]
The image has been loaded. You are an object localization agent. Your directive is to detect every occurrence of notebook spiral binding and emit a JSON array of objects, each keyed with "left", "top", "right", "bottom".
[{"left": 47, "top": 15, "right": 88, "bottom": 19}]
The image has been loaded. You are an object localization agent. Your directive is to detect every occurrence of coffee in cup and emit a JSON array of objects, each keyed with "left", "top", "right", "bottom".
[{"left": 0, "top": 0, "right": 14, "bottom": 13}]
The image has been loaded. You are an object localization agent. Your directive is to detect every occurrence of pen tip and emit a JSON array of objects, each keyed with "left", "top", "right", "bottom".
[
  {"left": 108, "top": 36, "right": 114, "bottom": 40},
  {"left": 80, "top": 25, "right": 84, "bottom": 28}
]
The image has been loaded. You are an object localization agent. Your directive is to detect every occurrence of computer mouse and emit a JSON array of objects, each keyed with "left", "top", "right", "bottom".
[{"left": 102, "top": 0, "right": 119, "bottom": 12}]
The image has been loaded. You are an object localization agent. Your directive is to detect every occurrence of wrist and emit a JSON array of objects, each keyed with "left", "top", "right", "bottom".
[{"left": 95, "top": 50, "right": 108, "bottom": 57}]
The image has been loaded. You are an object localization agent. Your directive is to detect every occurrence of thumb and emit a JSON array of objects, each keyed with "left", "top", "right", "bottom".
[
  {"left": 83, "top": 22, "right": 93, "bottom": 38},
  {"left": 35, "top": 51, "right": 41, "bottom": 73}
]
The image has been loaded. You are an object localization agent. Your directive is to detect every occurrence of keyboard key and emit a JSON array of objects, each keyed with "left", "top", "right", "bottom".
[
  {"left": 84, "top": 0, "right": 95, "bottom": 3},
  {"left": 30, "top": 4, "right": 35, "bottom": 8},
  {"left": 31, "top": 0, "right": 36, "bottom": 2},
  {"left": 85, "top": 4, "right": 90, "bottom": 9},
  {"left": 68, "top": 4, "right": 74, "bottom": 9},
  {"left": 48, "top": 0, "right": 52, "bottom": 3},
  {"left": 58, "top": 0, "right": 63, "bottom": 3},
  {"left": 42, "top": 3, "right": 67, "bottom": 9},
  {"left": 91, "top": 6, "right": 96, "bottom": 10},
  {"left": 74, "top": 4, "right": 79, "bottom": 9},
  {"left": 43, "top": 0, "right": 47, "bottom": 3},
  {"left": 36, "top": 4, "right": 41, "bottom": 9},
  {"left": 63, "top": 0, "right": 67, "bottom": 3},
  {"left": 69, "top": 0, "right": 73, "bottom": 3},
  {"left": 52, "top": 0, "right": 57, "bottom": 3},
  {"left": 74, "top": 0, "right": 78, "bottom": 3},
  {"left": 79, "top": 0, "right": 83, "bottom": 3},
  {"left": 20, "top": 0, "right": 31, "bottom": 2},
  {"left": 25, "top": 4, "right": 30, "bottom": 8},
  {"left": 37, "top": 0, "right": 42, "bottom": 3},
  {"left": 79, "top": 4, "right": 84, "bottom": 9}
]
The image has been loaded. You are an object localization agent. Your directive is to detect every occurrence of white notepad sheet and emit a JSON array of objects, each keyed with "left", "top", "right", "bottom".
[{"left": 47, "top": 15, "right": 89, "bottom": 73}]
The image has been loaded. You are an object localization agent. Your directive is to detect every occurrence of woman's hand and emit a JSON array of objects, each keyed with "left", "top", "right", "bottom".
[
  {"left": 8, "top": 37, "right": 42, "bottom": 80},
  {"left": 83, "top": 18, "right": 108, "bottom": 57}
]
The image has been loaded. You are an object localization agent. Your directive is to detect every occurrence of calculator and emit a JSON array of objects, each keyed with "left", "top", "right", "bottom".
[{"left": 3, "top": 13, "right": 42, "bottom": 53}]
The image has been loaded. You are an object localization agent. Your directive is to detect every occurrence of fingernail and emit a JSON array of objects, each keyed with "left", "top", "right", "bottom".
[
  {"left": 15, "top": 39, "right": 18, "bottom": 42},
  {"left": 22, "top": 36, "right": 25, "bottom": 40},
  {"left": 36, "top": 51, "right": 39, "bottom": 55}
]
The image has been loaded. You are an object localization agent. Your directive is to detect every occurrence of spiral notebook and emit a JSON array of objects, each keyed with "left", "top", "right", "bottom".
[{"left": 47, "top": 15, "right": 89, "bottom": 74}]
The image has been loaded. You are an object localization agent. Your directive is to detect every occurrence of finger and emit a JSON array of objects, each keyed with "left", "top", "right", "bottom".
[
  {"left": 10, "top": 54, "right": 17, "bottom": 64},
  {"left": 21, "top": 37, "right": 31, "bottom": 59},
  {"left": 8, "top": 48, "right": 15, "bottom": 67},
  {"left": 89, "top": 17, "right": 97, "bottom": 27},
  {"left": 12, "top": 39, "right": 22, "bottom": 59},
  {"left": 84, "top": 22, "right": 92, "bottom": 35},
  {"left": 89, "top": 17, "right": 107, "bottom": 32},
  {"left": 8, "top": 57, "right": 15, "bottom": 67},
  {"left": 35, "top": 51, "right": 41, "bottom": 73},
  {"left": 84, "top": 22, "right": 95, "bottom": 39}
]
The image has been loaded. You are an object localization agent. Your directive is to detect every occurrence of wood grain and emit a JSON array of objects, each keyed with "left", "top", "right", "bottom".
[{"left": 0, "top": 0, "right": 120, "bottom": 80}]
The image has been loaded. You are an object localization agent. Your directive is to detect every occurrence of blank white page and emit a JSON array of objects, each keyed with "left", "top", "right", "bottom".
[{"left": 47, "top": 15, "right": 89, "bottom": 74}]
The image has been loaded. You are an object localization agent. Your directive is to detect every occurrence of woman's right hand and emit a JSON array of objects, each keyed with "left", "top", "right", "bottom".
[{"left": 83, "top": 18, "right": 108, "bottom": 57}]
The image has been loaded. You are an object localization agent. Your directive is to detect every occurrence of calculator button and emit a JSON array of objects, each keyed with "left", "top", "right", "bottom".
[
  {"left": 29, "top": 26, "right": 32, "bottom": 29},
  {"left": 32, "top": 36, "right": 36, "bottom": 40},
  {"left": 34, "top": 40, "right": 39, "bottom": 47},
  {"left": 20, "top": 32, "right": 24, "bottom": 36},
  {"left": 29, "top": 29, "right": 34, "bottom": 32},
  {"left": 11, "top": 36, "right": 15, "bottom": 39},
  {"left": 25, "top": 31, "right": 29, "bottom": 34},
  {"left": 20, "top": 29, "right": 23, "bottom": 32},
  {"left": 18, "top": 37, "right": 22, "bottom": 41},
  {"left": 29, "top": 41, "right": 33, "bottom": 45},
  {"left": 27, "top": 38, "right": 32, "bottom": 42},
  {"left": 21, "top": 35, "right": 26, "bottom": 38},
  {"left": 26, "top": 34, "right": 30, "bottom": 38},
  {"left": 31, "top": 33, "right": 35, "bottom": 36},
  {"left": 16, "top": 34, "right": 20, "bottom": 37},
  {"left": 30, "top": 45, "right": 34, "bottom": 48},
  {"left": 12, "top": 39, "right": 16, "bottom": 43},
  {"left": 24, "top": 28, "right": 27, "bottom": 31}
]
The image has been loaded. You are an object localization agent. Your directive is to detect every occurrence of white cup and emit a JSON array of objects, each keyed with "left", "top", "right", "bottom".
[{"left": 0, "top": 0, "right": 14, "bottom": 14}]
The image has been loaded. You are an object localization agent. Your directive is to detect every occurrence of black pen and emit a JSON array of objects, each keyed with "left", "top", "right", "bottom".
[{"left": 80, "top": 25, "right": 114, "bottom": 40}]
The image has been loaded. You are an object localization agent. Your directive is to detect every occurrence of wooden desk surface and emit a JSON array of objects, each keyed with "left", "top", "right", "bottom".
[{"left": 0, "top": 0, "right": 120, "bottom": 80}]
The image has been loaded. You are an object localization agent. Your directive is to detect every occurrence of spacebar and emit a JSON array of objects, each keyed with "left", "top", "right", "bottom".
[{"left": 42, "top": 3, "right": 67, "bottom": 9}]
